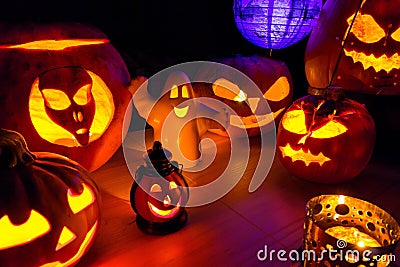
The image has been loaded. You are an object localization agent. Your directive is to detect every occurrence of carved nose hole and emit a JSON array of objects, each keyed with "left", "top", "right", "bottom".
[
  {"left": 77, "top": 112, "right": 83, "bottom": 122},
  {"left": 73, "top": 111, "right": 78, "bottom": 122}
]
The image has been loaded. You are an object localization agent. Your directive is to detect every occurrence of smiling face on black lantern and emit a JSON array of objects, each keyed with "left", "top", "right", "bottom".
[{"left": 38, "top": 66, "right": 95, "bottom": 146}]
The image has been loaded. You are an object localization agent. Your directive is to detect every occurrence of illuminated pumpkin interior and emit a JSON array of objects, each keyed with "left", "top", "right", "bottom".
[
  {"left": 279, "top": 143, "right": 331, "bottom": 166},
  {"left": 263, "top": 76, "right": 291, "bottom": 101},
  {"left": 169, "top": 85, "right": 189, "bottom": 98},
  {"left": 0, "top": 210, "right": 51, "bottom": 250},
  {"left": 212, "top": 78, "right": 247, "bottom": 102},
  {"left": 282, "top": 110, "right": 348, "bottom": 139},
  {"left": 279, "top": 108, "right": 348, "bottom": 166},
  {"left": 56, "top": 227, "right": 77, "bottom": 251},
  {"left": 29, "top": 71, "right": 115, "bottom": 147},
  {"left": 1, "top": 39, "right": 108, "bottom": 50},
  {"left": 67, "top": 183, "right": 96, "bottom": 214},
  {"left": 148, "top": 182, "right": 181, "bottom": 219},
  {"left": 326, "top": 226, "right": 381, "bottom": 247},
  {"left": 344, "top": 12, "right": 400, "bottom": 73},
  {"left": 40, "top": 221, "right": 98, "bottom": 267}
]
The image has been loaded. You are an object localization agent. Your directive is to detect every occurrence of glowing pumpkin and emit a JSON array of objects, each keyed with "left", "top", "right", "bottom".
[
  {"left": 305, "top": 0, "right": 400, "bottom": 95},
  {"left": 276, "top": 87, "right": 376, "bottom": 183},
  {"left": 0, "top": 22, "right": 132, "bottom": 171},
  {"left": 130, "top": 141, "right": 189, "bottom": 234},
  {"left": 194, "top": 55, "right": 293, "bottom": 137},
  {"left": 0, "top": 128, "right": 100, "bottom": 267}
]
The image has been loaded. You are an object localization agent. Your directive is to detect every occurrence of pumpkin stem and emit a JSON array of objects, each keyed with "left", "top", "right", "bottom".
[{"left": 0, "top": 129, "right": 36, "bottom": 168}]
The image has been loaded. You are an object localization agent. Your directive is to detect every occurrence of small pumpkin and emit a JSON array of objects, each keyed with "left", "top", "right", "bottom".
[
  {"left": 276, "top": 87, "right": 376, "bottom": 183},
  {"left": 0, "top": 129, "right": 100, "bottom": 267},
  {"left": 305, "top": 0, "right": 400, "bottom": 95},
  {"left": 0, "top": 22, "right": 133, "bottom": 171},
  {"left": 130, "top": 141, "right": 189, "bottom": 234},
  {"left": 194, "top": 55, "right": 293, "bottom": 137}
]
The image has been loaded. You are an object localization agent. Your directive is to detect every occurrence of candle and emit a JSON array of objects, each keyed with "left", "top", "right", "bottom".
[{"left": 326, "top": 226, "right": 380, "bottom": 248}]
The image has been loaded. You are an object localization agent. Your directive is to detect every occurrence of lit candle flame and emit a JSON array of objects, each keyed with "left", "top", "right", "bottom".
[{"left": 338, "top": 195, "right": 345, "bottom": 205}]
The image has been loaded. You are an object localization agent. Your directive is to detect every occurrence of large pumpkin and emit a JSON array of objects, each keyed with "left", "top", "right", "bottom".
[
  {"left": 0, "top": 129, "right": 100, "bottom": 267},
  {"left": 305, "top": 0, "right": 400, "bottom": 95},
  {"left": 0, "top": 22, "right": 132, "bottom": 171},
  {"left": 276, "top": 87, "right": 376, "bottom": 183},
  {"left": 194, "top": 55, "right": 293, "bottom": 137}
]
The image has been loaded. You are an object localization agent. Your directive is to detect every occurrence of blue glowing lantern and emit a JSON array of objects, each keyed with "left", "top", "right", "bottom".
[{"left": 234, "top": 0, "right": 323, "bottom": 49}]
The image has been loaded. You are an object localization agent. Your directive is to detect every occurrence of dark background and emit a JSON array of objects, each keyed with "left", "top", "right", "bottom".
[
  {"left": 0, "top": 0, "right": 397, "bottom": 160},
  {"left": 0, "top": 0, "right": 309, "bottom": 99}
]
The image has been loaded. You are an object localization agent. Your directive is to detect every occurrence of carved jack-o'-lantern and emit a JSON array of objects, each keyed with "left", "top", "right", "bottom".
[
  {"left": 0, "top": 129, "right": 100, "bottom": 267},
  {"left": 0, "top": 22, "right": 132, "bottom": 171},
  {"left": 194, "top": 55, "right": 293, "bottom": 137},
  {"left": 130, "top": 141, "right": 189, "bottom": 234},
  {"left": 276, "top": 87, "right": 376, "bottom": 183},
  {"left": 305, "top": 0, "right": 400, "bottom": 95}
]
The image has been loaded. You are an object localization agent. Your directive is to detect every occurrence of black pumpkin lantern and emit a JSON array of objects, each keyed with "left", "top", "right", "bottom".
[{"left": 130, "top": 141, "right": 189, "bottom": 235}]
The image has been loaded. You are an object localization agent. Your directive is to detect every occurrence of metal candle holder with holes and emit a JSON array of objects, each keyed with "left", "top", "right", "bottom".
[{"left": 302, "top": 195, "right": 399, "bottom": 267}]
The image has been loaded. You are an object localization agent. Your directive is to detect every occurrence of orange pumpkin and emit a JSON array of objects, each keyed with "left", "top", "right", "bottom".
[
  {"left": 276, "top": 87, "right": 376, "bottom": 183},
  {"left": 0, "top": 22, "right": 132, "bottom": 171},
  {"left": 305, "top": 0, "right": 400, "bottom": 95},
  {"left": 194, "top": 55, "right": 293, "bottom": 137},
  {"left": 0, "top": 128, "right": 100, "bottom": 267}
]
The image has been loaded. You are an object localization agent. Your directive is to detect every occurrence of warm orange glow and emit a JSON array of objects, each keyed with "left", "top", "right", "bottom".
[
  {"left": 279, "top": 143, "right": 331, "bottom": 166},
  {"left": 181, "top": 85, "right": 189, "bottom": 98},
  {"left": 391, "top": 27, "right": 400, "bottom": 42},
  {"left": 230, "top": 108, "right": 283, "bottom": 129},
  {"left": 42, "top": 89, "right": 71, "bottom": 110},
  {"left": 169, "top": 181, "right": 178, "bottom": 190},
  {"left": 310, "top": 120, "right": 348, "bottom": 138},
  {"left": 212, "top": 78, "right": 247, "bottom": 102},
  {"left": 326, "top": 226, "right": 380, "bottom": 247},
  {"left": 0, "top": 210, "right": 51, "bottom": 250},
  {"left": 338, "top": 195, "right": 345, "bottom": 205},
  {"left": 150, "top": 184, "right": 162, "bottom": 193},
  {"left": 56, "top": 227, "right": 77, "bottom": 251},
  {"left": 67, "top": 183, "right": 96, "bottom": 214},
  {"left": 173, "top": 106, "right": 189, "bottom": 118},
  {"left": 347, "top": 14, "right": 386, "bottom": 43},
  {"left": 40, "top": 221, "right": 98, "bottom": 267},
  {"left": 344, "top": 49, "right": 400, "bottom": 73},
  {"left": 263, "top": 77, "right": 291, "bottom": 101},
  {"left": 282, "top": 110, "right": 308, "bottom": 134},
  {"left": 148, "top": 200, "right": 181, "bottom": 219},
  {"left": 1, "top": 39, "right": 108, "bottom": 50},
  {"left": 73, "top": 84, "right": 92, "bottom": 105},
  {"left": 29, "top": 71, "right": 115, "bottom": 147},
  {"left": 170, "top": 85, "right": 179, "bottom": 98}
]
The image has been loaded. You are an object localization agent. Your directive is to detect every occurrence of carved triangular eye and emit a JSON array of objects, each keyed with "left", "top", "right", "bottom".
[
  {"left": 67, "top": 183, "right": 96, "bottom": 214},
  {"left": 391, "top": 26, "right": 400, "bottom": 42},
  {"left": 282, "top": 110, "right": 308, "bottom": 135},
  {"left": 73, "top": 84, "right": 92, "bottom": 105},
  {"left": 347, "top": 13, "right": 386, "bottom": 43},
  {"left": 264, "top": 77, "right": 290, "bottom": 101},
  {"left": 42, "top": 89, "right": 71, "bottom": 110},
  {"left": 310, "top": 120, "right": 347, "bottom": 139},
  {"left": 212, "top": 78, "right": 247, "bottom": 102}
]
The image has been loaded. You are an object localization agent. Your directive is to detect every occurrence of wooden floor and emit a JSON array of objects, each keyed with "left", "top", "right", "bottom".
[{"left": 77, "top": 130, "right": 400, "bottom": 267}]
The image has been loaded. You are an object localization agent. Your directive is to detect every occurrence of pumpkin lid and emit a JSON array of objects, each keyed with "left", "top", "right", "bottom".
[
  {"left": 308, "top": 86, "right": 346, "bottom": 101},
  {"left": 0, "top": 22, "right": 109, "bottom": 45},
  {"left": 143, "top": 141, "right": 174, "bottom": 176}
]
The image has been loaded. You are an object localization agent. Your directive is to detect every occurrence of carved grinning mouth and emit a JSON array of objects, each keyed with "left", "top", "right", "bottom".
[
  {"left": 344, "top": 49, "right": 400, "bottom": 73},
  {"left": 229, "top": 108, "right": 285, "bottom": 129},
  {"left": 148, "top": 198, "right": 182, "bottom": 219},
  {"left": 279, "top": 143, "right": 331, "bottom": 167}
]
